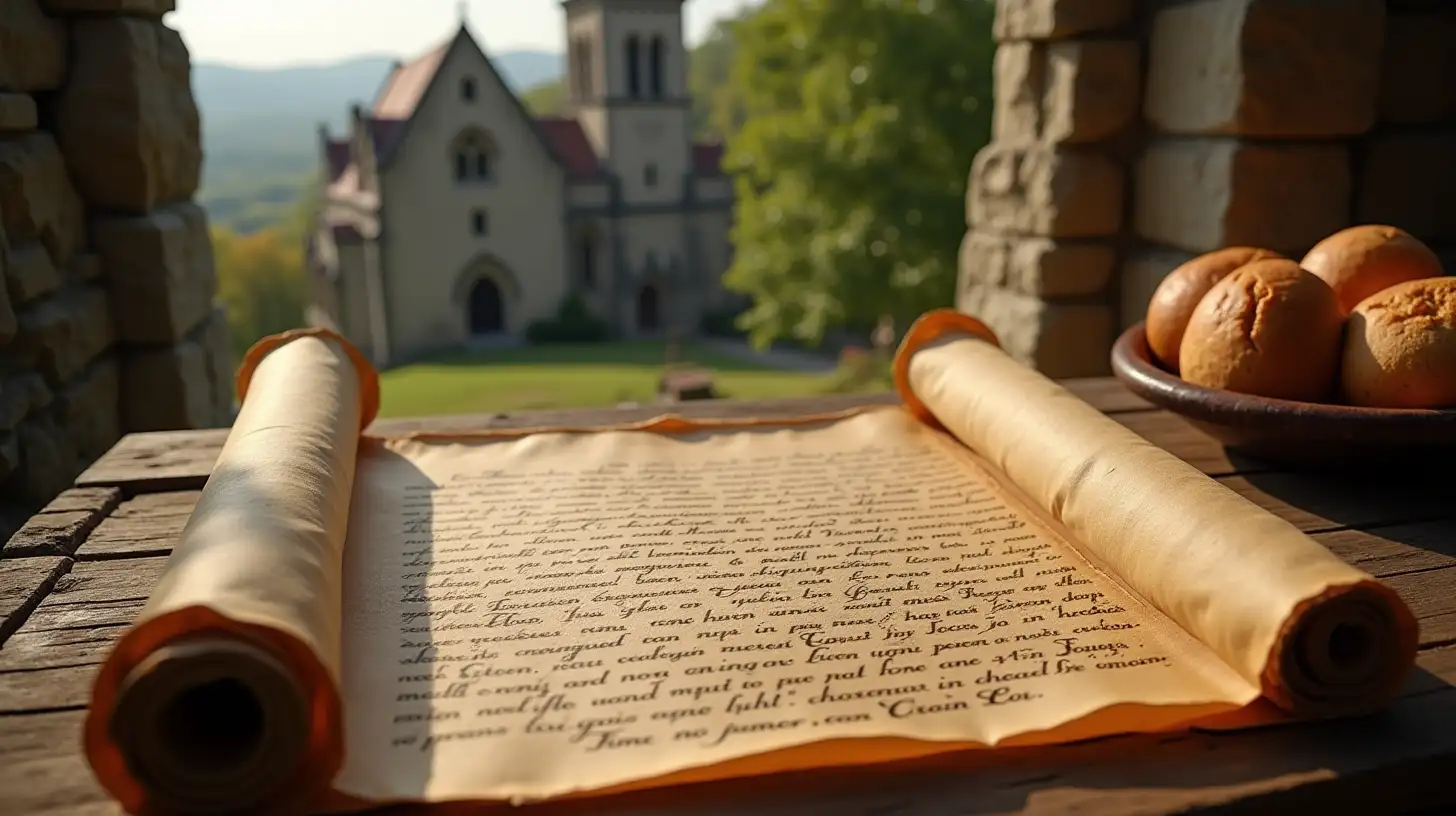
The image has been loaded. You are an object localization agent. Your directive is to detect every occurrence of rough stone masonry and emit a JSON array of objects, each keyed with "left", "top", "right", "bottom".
[
  {"left": 963, "top": 0, "right": 1456, "bottom": 378},
  {"left": 0, "top": 0, "right": 233, "bottom": 542}
]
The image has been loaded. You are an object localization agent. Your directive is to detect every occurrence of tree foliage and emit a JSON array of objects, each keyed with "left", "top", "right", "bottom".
[
  {"left": 723, "top": 0, "right": 995, "bottom": 349},
  {"left": 212, "top": 220, "right": 310, "bottom": 358},
  {"left": 522, "top": 79, "right": 567, "bottom": 116}
]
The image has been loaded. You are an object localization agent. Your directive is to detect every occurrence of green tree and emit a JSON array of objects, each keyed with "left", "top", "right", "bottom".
[
  {"left": 522, "top": 79, "right": 567, "bottom": 115},
  {"left": 690, "top": 17, "right": 742, "bottom": 140},
  {"left": 212, "top": 225, "right": 311, "bottom": 358},
  {"left": 722, "top": 0, "right": 995, "bottom": 349}
]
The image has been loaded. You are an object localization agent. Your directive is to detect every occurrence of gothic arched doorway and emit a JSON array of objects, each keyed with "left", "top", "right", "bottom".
[
  {"left": 637, "top": 284, "right": 661, "bottom": 332},
  {"left": 468, "top": 278, "right": 505, "bottom": 335}
]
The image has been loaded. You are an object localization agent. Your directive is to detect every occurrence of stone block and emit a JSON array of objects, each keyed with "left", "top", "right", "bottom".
[
  {"left": 1145, "top": 0, "right": 1385, "bottom": 138},
  {"left": 1134, "top": 139, "right": 1350, "bottom": 255},
  {"left": 53, "top": 356, "right": 121, "bottom": 462},
  {"left": 0, "top": 93, "right": 37, "bottom": 131},
  {"left": 0, "top": 372, "right": 52, "bottom": 432},
  {"left": 994, "top": 0, "right": 1135, "bottom": 41},
  {"left": 1379, "top": 10, "right": 1456, "bottom": 124},
  {"left": 41, "top": 0, "right": 175, "bottom": 15},
  {"left": 65, "top": 252, "right": 102, "bottom": 284},
  {"left": 0, "top": 281, "right": 13, "bottom": 347},
  {"left": 0, "top": 133, "right": 87, "bottom": 265},
  {"left": 13, "top": 285, "right": 116, "bottom": 386},
  {"left": 6, "top": 244, "right": 62, "bottom": 307},
  {"left": 0, "top": 0, "right": 65, "bottom": 92},
  {"left": 199, "top": 305, "right": 236, "bottom": 423},
  {"left": 959, "top": 230, "right": 1115, "bottom": 298},
  {"left": 54, "top": 17, "right": 202, "bottom": 214},
  {"left": 1119, "top": 248, "right": 1197, "bottom": 331},
  {"left": 5, "top": 413, "right": 81, "bottom": 506},
  {"left": 967, "top": 144, "right": 1125, "bottom": 238},
  {"left": 993, "top": 42, "right": 1044, "bottom": 146},
  {"left": 121, "top": 337, "right": 216, "bottom": 432},
  {"left": 957, "top": 284, "right": 1114, "bottom": 378},
  {"left": 93, "top": 203, "right": 217, "bottom": 344},
  {"left": 1358, "top": 131, "right": 1456, "bottom": 243},
  {"left": 1042, "top": 40, "right": 1141, "bottom": 145}
]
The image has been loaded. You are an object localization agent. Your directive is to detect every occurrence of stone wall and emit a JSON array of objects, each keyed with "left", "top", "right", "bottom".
[
  {"left": 0, "top": 0, "right": 232, "bottom": 541},
  {"left": 962, "top": 0, "right": 1456, "bottom": 377},
  {"left": 961, "top": 0, "right": 1141, "bottom": 378}
]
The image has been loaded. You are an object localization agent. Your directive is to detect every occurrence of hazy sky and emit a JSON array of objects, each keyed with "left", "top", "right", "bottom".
[{"left": 168, "top": 0, "right": 762, "bottom": 68}]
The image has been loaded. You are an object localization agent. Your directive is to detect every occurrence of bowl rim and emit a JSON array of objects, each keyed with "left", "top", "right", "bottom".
[{"left": 1110, "top": 322, "right": 1456, "bottom": 423}]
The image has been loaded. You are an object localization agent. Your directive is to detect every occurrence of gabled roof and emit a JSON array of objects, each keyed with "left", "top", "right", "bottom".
[
  {"left": 536, "top": 117, "right": 602, "bottom": 179},
  {"left": 366, "top": 25, "right": 588, "bottom": 177},
  {"left": 373, "top": 43, "right": 449, "bottom": 119}
]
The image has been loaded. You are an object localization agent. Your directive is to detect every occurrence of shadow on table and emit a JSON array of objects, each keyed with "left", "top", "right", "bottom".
[
  {"left": 410, "top": 686, "right": 1456, "bottom": 816},
  {"left": 1240, "top": 467, "right": 1456, "bottom": 538}
]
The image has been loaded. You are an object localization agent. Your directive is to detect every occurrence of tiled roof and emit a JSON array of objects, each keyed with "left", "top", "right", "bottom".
[
  {"left": 325, "top": 139, "right": 350, "bottom": 181},
  {"left": 373, "top": 43, "right": 448, "bottom": 119},
  {"left": 368, "top": 117, "right": 406, "bottom": 160},
  {"left": 693, "top": 143, "right": 726, "bottom": 176},
  {"left": 535, "top": 117, "right": 602, "bottom": 179}
]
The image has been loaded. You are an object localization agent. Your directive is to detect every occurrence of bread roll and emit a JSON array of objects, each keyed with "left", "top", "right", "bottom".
[
  {"left": 1179, "top": 259, "right": 1344, "bottom": 402},
  {"left": 1145, "top": 247, "right": 1283, "bottom": 371},
  {"left": 1341, "top": 276, "right": 1456, "bottom": 409},
  {"left": 1301, "top": 225, "right": 1445, "bottom": 315}
]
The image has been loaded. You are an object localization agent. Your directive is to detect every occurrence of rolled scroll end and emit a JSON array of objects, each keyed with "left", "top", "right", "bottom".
[
  {"left": 1270, "top": 581, "right": 1419, "bottom": 719},
  {"left": 110, "top": 638, "right": 313, "bottom": 815},
  {"left": 236, "top": 328, "right": 381, "bottom": 430},
  {"left": 891, "top": 309, "right": 1002, "bottom": 428}
]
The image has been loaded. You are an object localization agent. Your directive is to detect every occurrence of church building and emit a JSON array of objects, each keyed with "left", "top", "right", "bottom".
[{"left": 306, "top": 0, "right": 737, "bottom": 366}]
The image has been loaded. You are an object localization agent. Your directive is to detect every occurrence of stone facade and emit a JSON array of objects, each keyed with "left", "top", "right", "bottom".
[
  {"left": 962, "top": 0, "right": 1456, "bottom": 378},
  {"left": 309, "top": 10, "right": 737, "bottom": 368},
  {"left": 0, "top": 0, "right": 231, "bottom": 541}
]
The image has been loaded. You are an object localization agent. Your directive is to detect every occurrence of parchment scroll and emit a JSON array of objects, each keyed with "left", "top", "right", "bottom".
[{"left": 82, "top": 312, "right": 1417, "bottom": 814}]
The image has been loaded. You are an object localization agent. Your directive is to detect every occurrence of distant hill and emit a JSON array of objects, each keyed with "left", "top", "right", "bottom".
[{"left": 195, "top": 50, "right": 562, "bottom": 233}]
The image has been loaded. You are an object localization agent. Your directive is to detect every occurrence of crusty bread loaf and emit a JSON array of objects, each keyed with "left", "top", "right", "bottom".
[
  {"left": 1145, "top": 247, "right": 1282, "bottom": 372},
  {"left": 1341, "top": 276, "right": 1456, "bottom": 409},
  {"left": 1301, "top": 225, "right": 1445, "bottom": 315},
  {"left": 1179, "top": 259, "right": 1344, "bottom": 402}
]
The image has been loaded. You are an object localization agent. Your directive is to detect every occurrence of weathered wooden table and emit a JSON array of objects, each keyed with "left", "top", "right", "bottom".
[{"left": 3, "top": 381, "right": 1455, "bottom": 815}]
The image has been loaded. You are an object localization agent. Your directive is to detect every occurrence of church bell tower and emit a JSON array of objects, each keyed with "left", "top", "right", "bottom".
[{"left": 562, "top": 0, "right": 693, "bottom": 205}]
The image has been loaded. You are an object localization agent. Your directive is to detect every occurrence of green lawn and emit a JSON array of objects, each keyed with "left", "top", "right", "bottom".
[{"left": 376, "top": 341, "right": 884, "bottom": 418}]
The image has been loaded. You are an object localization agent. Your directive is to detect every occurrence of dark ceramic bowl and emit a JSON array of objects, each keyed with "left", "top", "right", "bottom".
[{"left": 1110, "top": 323, "right": 1456, "bottom": 471}]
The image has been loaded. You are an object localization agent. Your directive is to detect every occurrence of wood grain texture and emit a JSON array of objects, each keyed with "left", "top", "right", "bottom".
[
  {"left": 1, "top": 488, "right": 121, "bottom": 559},
  {"left": 0, "top": 556, "right": 72, "bottom": 645},
  {"left": 7, "top": 382, "right": 1456, "bottom": 815}
]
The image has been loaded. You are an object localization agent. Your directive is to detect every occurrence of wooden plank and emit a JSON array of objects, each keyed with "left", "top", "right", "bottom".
[
  {"left": 1112, "top": 411, "right": 1262, "bottom": 476},
  {"left": 0, "top": 556, "right": 72, "bottom": 645},
  {"left": 0, "top": 488, "right": 121, "bottom": 559},
  {"left": 9, "top": 524, "right": 1456, "bottom": 715},
  {"left": 1219, "top": 472, "right": 1456, "bottom": 533},
  {"left": 74, "top": 491, "right": 199, "bottom": 561},
  {"left": 5, "top": 665, "right": 1456, "bottom": 816},
  {"left": 1059, "top": 377, "right": 1153, "bottom": 414},
  {"left": 72, "top": 392, "right": 1209, "bottom": 498}
]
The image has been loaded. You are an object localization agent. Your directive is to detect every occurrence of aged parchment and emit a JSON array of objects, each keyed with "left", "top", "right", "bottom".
[
  {"left": 333, "top": 411, "right": 1253, "bottom": 802},
  {"left": 82, "top": 315, "right": 1417, "bottom": 815}
]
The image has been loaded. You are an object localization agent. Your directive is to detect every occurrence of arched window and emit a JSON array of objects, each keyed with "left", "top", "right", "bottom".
[
  {"left": 570, "top": 38, "right": 584, "bottom": 98},
  {"left": 643, "top": 163, "right": 658, "bottom": 187},
  {"left": 581, "top": 39, "right": 594, "bottom": 98},
  {"left": 471, "top": 208, "right": 488, "bottom": 236},
  {"left": 468, "top": 278, "right": 505, "bottom": 335},
  {"left": 626, "top": 35, "right": 642, "bottom": 98},
  {"left": 460, "top": 76, "right": 476, "bottom": 102},
  {"left": 579, "top": 232, "right": 595, "bottom": 288},
  {"left": 649, "top": 36, "right": 665, "bottom": 98},
  {"left": 451, "top": 129, "right": 496, "bottom": 183}
]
